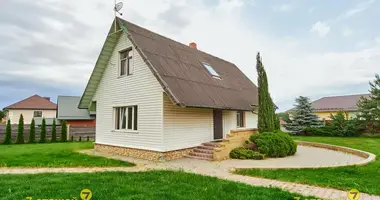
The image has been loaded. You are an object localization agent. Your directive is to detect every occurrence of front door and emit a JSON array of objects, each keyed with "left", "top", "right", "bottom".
[{"left": 213, "top": 109, "right": 223, "bottom": 140}]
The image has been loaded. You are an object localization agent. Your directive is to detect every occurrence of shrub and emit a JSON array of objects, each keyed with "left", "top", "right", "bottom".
[
  {"left": 250, "top": 132, "right": 297, "bottom": 157},
  {"left": 16, "top": 114, "right": 24, "bottom": 144},
  {"left": 39, "top": 118, "right": 46, "bottom": 143},
  {"left": 51, "top": 119, "right": 57, "bottom": 143},
  {"left": 302, "top": 117, "right": 365, "bottom": 137},
  {"left": 60, "top": 121, "right": 67, "bottom": 142},
  {"left": 3, "top": 119, "right": 12, "bottom": 144},
  {"left": 29, "top": 119, "right": 36, "bottom": 143},
  {"left": 230, "top": 147, "right": 265, "bottom": 160},
  {"left": 87, "top": 136, "right": 90, "bottom": 142},
  {"left": 70, "top": 135, "right": 74, "bottom": 142},
  {"left": 79, "top": 136, "right": 82, "bottom": 142}
]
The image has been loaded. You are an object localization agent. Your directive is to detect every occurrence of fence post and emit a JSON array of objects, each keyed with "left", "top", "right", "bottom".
[{"left": 67, "top": 124, "right": 70, "bottom": 141}]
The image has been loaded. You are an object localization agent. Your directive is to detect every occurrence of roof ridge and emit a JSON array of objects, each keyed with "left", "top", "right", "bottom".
[
  {"left": 319, "top": 93, "right": 370, "bottom": 99},
  {"left": 117, "top": 17, "right": 237, "bottom": 66}
]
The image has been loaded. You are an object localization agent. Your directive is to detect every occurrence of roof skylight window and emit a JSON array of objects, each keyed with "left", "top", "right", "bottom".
[{"left": 202, "top": 63, "right": 220, "bottom": 78}]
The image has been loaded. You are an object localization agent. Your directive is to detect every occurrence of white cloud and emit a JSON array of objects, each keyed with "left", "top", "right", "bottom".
[
  {"left": 310, "top": 21, "right": 330, "bottom": 37},
  {"left": 342, "top": 28, "right": 353, "bottom": 37},
  {"left": 336, "top": 0, "right": 375, "bottom": 21},
  {"left": 273, "top": 4, "right": 293, "bottom": 12}
]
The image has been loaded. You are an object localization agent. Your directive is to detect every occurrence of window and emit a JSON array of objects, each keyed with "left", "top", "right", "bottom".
[
  {"left": 33, "top": 111, "right": 42, "bottom": 117},
  {"left": 202, "top": 62, "right": 220, "bottom": 78},
  {"left": 115, "top": 106, "right": 138, "bottom": 131},
  {"left": 237, "top": 111, "right": 245, "bottom": 128},
  {"left": 120, "top": 48, "right": 133, "bottom": 76}
]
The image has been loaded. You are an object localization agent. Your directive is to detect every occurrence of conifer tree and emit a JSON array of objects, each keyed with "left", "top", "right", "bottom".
[
  {"left": 16, "top": 114, "right": 24, "bottom": 144},
  {"left": 39, "top": 118, "right": 46, "bottom": 143},
  {"left": 60, "top": 120, "right": 67, "bottom": 142},
  {"left": 284, "top": 96, "right": 320, "bottom": 133},
  {"left": 29, "top": 118, "right": 36, "bottom": 143},
  {"left": 51, "top": 119, "right": 57, "bottom": 142},
  {"left": 3, "top": 119, "right": 12, "bottom": 144}
]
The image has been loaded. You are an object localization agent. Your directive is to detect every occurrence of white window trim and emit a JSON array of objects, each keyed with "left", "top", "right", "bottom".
[
  {"left": 113, "top": 105, "right": 138, "bottom": 132},
  {"left": 118, "top": 48, "right": 134, "bottom": 77}
]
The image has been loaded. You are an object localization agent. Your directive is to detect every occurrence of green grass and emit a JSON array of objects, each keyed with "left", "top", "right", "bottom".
[
  {"left": 0, "top": 171, "right": 313, "bottom": 200},
  {"left": 235, "top": 137, "right": 380, "bottom": 195},
  {"left": 0, "top": 142, "right": 133, "bottom": 167}
]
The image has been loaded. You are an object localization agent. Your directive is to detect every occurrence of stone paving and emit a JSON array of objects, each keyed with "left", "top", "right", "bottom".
[{"left": 0, "top": 147, "right": 378, "bottom": 200}]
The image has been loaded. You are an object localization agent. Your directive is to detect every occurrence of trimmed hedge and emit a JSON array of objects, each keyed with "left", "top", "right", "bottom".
[
  {"left": 249, "top": 132, "right": 297, "bottom": 157},
  {"left": 230, "top": 147, "right": 265, "bottom": 160}
]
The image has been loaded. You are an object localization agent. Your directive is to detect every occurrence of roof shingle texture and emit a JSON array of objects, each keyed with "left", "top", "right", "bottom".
[
  {"left": 4, "top": 95, "right": 57, "bottom": 110},
  {"left": 57, "top": 96, "right": 93, "bottom": 120},
  {"left": 119, "top": 18, "right": 258, "bottom": 111},
  {"left": 312, "top": 94, "right": 370, "bottom": 111}
]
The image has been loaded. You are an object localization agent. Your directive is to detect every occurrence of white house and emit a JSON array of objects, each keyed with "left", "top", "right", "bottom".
[{"left": 78, "top": 17, "right": 259, "bottom": 161}]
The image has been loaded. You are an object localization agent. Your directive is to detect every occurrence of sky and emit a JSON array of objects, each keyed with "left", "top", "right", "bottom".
[{"left": 0, "top": 0, "right": 379, "bottom": 111}]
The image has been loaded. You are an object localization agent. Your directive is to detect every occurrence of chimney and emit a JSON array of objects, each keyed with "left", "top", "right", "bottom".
[
  {"left": 43, "top": 97, "right": 50, "bottom": 101},
  {"left": 189, "top": 42, "right": 197, "bottom": 49}
]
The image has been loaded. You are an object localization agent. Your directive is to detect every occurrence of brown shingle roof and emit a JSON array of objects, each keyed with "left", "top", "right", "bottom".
[
  {"left": 4, "top": 95, "right": 57, "bottom": 110},
  {"left": 311, "top": 94, "right": 370, "bottom": 112},
  {"left": 119, "top": 18, "right": 258, "bottom": 111}
]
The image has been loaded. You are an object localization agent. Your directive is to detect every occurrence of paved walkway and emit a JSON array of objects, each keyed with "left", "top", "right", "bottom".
[{"left": 1, "top": 149, "right": 379, "bottom": 200}]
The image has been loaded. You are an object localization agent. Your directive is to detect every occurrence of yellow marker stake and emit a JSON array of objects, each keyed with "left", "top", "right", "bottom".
[
  {"left": 348, "top": 189, "right": 360, "bottom": 200},
  {"left": 80, "top": 189, "right": 93, "bottom": 200}
]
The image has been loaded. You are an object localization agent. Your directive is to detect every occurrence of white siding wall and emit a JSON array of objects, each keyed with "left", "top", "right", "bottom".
[
  {"left": 163, "top": 94, "right": 213, "bottom": 151},
  {"left": 93, "top": 33, "right": 164, "bottom": 151},
  {"left": 6, "top": 109, "right": 56, "bottom": 124},
  {"left": 223, "top": 110, "right": 257, "bottom": 137}
]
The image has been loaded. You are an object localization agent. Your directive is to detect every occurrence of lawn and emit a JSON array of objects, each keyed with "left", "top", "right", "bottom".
[
  {"left": 0, "top": 142, "right": 133, "bottom": 167},
  {"left": 235, "top": 137, "right": 380, "bottom": 195},
  {"left": 0, "top": 170, "right": 313, "bottom": 200}
]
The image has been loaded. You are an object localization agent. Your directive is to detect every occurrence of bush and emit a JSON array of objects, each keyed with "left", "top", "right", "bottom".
[
  {"left": 250, "top": 132, "right": 297, "bottom": 157},
  {"left": 16, "top": 114, "right": 25, "bottom": 144},
  {"left": 51, "top": 119, "right": 57, "bottom": 143},
  {"left": 3, "top": 119, "right": 12, "bottom": 144},
  {"left": 230, "top": 147, "right": 265, "bottom": 160},
  {"left": 29, "top": 119, "right": 36, "bottom": 143},
  {"left": 60, "top": 121, "right": 67, "bottom": 142},
  {"left": 302, "top": 118, "right": 365, "bottom": 137},
  {"left": 39, "top": 118, "right": 46, "bottom": 143}
]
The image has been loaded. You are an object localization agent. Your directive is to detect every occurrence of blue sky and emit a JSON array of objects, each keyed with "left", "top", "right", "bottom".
[{"left": 0, "top": 0, "right": 378, "bottom": 111}]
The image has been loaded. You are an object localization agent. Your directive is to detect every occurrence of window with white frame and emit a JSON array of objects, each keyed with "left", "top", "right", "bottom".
[
  {"left": 114, "top": 106, "right": 138, "bottom": 131},
  {"left": 119, "top": 48, "right": 133, "bottom": 76},
  {"left": 236, "top": 111, "right": 245, "bottom": 128}
]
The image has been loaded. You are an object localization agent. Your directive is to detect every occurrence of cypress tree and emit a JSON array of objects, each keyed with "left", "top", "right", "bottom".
[
  {"left": 29, "top": 118, "right": 36, "bottom": 143},
  {"left": 51, "top": 119, "right": 57, "bottom": 142},
  {"left": 60, "top": 120, "right": 67, "bottom": 142},
  {"left": 255, "top": 53, "right": 276, "bottom": 133},
  {"left": 39, "top": 118, "right": 46, "bottom": 143},
  {"left": 16, "top": 114, "right": 25, "bottom": 144},
  {"left": 3, "top": 119, "right": 12, "bottom": 144}
]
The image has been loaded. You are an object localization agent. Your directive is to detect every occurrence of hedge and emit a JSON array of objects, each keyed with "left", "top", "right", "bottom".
[
  {"left": 250, "top": 132, "right": 297, "bottom": 157},
  {"left": 230, "top": 147, "right": 265, "bottom": 160}
]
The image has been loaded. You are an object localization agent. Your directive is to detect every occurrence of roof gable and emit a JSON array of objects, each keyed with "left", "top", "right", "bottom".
[
  {"left": 4, "top": 94, "right": 57, "bottom": 110},
  {"left": 79, "top": 17, "right": 258, "bottom": 111}
]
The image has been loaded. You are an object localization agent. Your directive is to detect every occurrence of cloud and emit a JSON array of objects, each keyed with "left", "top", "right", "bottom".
[
  {"left": 336, "top": 0, "right": 376, "bottom": 21},
  {"left": 273, "top": 4, "right": 293, "bottom": 12},
  {"left": 342, "top": 28, "right": 353, "bottom": 37},
  {"left": 310, "top": 21, "right": 330, "bottom": 37}
]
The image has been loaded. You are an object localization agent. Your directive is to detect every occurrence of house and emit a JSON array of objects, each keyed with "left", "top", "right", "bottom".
[
  {"left": 78, "top": 17, "right": 258, "bottom": 161},
  {"left": 311, "top": 94, "right": 370, "bottom": 120},
  {"left": 3, "top": 94, "right": 57, "bottom": 124},
  {"left": 57, "top": 96, "right": 95, "bottom": 127}
]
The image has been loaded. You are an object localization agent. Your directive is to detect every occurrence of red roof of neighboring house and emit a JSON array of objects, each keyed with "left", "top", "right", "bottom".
[
  {"left": 311, "top": 94, "right": 370, "bottom": 112},
  {"left": 4, "top": 95, "right": 57, "bottom": 110},
  {"left": 280, "top": 119, "right": 287, "bottom": 125}
]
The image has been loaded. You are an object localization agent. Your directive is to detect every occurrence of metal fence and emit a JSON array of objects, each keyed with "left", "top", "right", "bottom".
[{"left": 0, "top": 125, "right": 95, "bottom": 143}]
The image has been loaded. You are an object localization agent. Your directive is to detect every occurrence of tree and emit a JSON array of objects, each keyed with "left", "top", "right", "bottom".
[
  {"left": 51, "top": 119, "right": 57, "bottom": 142},
  {"left": 0, "top": 110, "right": 5, "bottom": 121},
  {"left": 255, "top": 52, "right": 276, "bottom": 133},
  {"left": 60, "top": 120, "right": 67, "bottom": 142},
  {"left": 284, "top": 96, "right": 321, "bottom": 134},
  {"left": 276, "top": 112, "right": 291, "bottom": 123},
  {"left": 39, "top": 118, "right": 46, "bottom": 143},
  {"left": 16, "top": 114, "right": 25, "bottom": 144},
  {"left": 357, "top": 74, "right": 380, "bottom": 134},
  {"left": 3, "top": 119, "right": 12, "bottom": 144},
  {"left": 29, "top": 118, "right": 36, "bottom": 143}
]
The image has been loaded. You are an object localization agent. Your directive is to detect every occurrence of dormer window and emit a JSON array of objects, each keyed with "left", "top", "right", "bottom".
[
  {"left": 202, "top": 62, "right": 220, "bottom": 78},
  {"left": 120, "top": 48, "right": 133, "bottom": 76}
]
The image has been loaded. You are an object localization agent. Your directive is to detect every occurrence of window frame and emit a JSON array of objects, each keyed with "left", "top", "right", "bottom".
[
  {"left": 119, "top": 48, "right": 133, "bottom": 77},
  {"left": 114, "top": 106, "right": 138, "bottom": 131},
  {"left": 236, "top": 111, "right": 245, "bottom": 128},
  {"left": 33, "top": 111, "right": 42, "bottom": 118},
  {"left": 202, "top": 62, "right": 221, "bottom": 78}
]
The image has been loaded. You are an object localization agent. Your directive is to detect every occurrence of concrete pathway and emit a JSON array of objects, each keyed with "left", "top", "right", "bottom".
[{"left": 1, "top": 149, "right": 379, "bottom": 200}]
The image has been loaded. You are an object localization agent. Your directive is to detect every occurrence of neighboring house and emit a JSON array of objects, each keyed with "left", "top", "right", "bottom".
[
  {"left": 3, "top": 94, "right": 57, "bottom": 124},
  {"left": 78, "top": 17, "right": 258, "bottom": 161},
  {"left": 57, "top": 96, "right": 95, "bottom": 127},
  {"left": 311, "top": 94, "right": 370, "bottom": 120}
]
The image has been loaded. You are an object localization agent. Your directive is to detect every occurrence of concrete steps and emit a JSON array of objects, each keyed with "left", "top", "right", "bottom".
[{"left": 185, "top": 142, "right": 220, "bottom": 161}]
